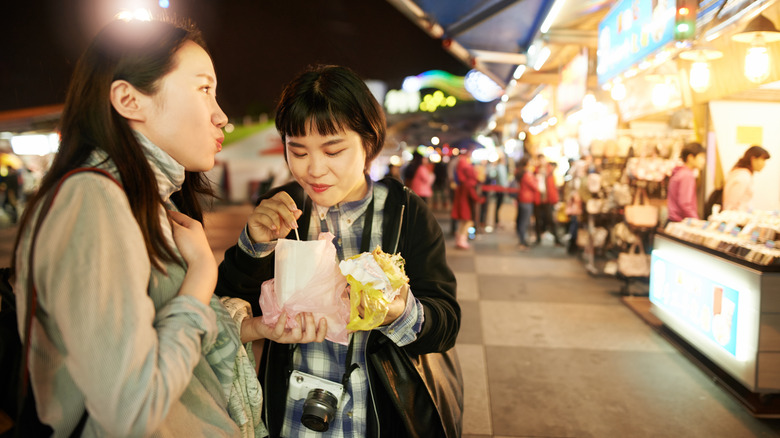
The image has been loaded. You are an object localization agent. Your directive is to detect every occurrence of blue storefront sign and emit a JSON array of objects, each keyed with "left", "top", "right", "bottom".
[
  {"left": 597, "top": 0, "right": 677, "bottom": 84},
  {"left": 650, "top": 253, "right": 739, "bottom": 357}
]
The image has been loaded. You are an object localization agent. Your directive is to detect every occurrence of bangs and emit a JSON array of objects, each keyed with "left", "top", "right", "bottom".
[{"left": 278, "top": 91, "right": 353, "bottom": 140}]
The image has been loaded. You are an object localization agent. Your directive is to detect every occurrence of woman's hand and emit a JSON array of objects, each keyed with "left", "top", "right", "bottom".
[
  {"left": 169, "top": 210, "right": 217, "bottom": 306},
  {"left": 247, "top": 192, "right": 302, "bottom": 243},
  {"left": 381, "top": 284, "right": 409, "bottom": 326},
  {"left": 241, "top": 312, "right": 327, "bottom": 344},
  {"left": 354, "top": 284, "right": 410, "bottom": 327}
]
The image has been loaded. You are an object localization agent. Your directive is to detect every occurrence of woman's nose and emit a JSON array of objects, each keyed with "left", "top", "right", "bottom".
[{"left": 213, "top": 103, "right": 228, "bottom": 129}]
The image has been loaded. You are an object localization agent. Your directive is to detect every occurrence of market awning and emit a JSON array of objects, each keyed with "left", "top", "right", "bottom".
[{"left": 388, "top": 0, "right": 612, "bottom": 88}]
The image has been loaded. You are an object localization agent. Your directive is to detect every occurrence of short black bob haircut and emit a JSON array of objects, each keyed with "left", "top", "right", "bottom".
[
  {"left": 680, "top": 142, "right": 705, "bottom": 161},
  {"left": 274, "top": 65, "right": 386, "bottom": 168}
]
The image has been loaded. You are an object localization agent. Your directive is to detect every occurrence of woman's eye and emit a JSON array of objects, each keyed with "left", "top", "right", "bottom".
[
  {"left": 290, "top": 151, "right": 307, "bottom": 158},
  {"left": 200, "top": 85, "right": 213, "bottom": 94},
  {"left": 326, "top": 150, "right": 344, "bottom": 157}
]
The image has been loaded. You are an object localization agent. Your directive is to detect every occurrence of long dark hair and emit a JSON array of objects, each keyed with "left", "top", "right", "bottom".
[
  {"left": 14, "top": 18, "right": 214, "bottom": 271},
  {"left": 274, "top": 65, "right": 386, "bottom": 169},
  {"left": 733, "top": 145, "right": 770, "bottom": 172}
]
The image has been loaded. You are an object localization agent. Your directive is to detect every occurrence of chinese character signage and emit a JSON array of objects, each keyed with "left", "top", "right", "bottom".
[{"left": 597, "top": 0, "right": 677, "bottom": 84}]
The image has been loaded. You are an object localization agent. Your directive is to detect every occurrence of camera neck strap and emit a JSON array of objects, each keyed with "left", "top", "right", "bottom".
[{"left": 341, "top": 193, "right": 374, "bottom": 387}]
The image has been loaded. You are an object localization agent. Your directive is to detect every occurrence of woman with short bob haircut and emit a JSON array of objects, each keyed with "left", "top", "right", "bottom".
[
  {"left": 14, "top": 18, "right": 267, "bottom": 436},
  {"left": 216, "top": 64, "right": 462, "bottom": 437}
]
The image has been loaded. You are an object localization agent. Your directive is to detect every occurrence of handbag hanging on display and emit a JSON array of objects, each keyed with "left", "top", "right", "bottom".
[
  {"left": 617, "top": 240, "right": 651, "bottom": 278},
  {"left": 624, "top": 187, "right": 658, "bottom": 228}
]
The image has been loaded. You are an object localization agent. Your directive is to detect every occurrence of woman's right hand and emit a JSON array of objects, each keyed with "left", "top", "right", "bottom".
[
  {"left": 169, "top": 210, "right": 217, "bottom": 306},
  {"left": 247, "top": 192, "right": 302, "bottom": 243}
]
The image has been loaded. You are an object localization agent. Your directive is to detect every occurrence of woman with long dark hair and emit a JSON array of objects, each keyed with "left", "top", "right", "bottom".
[
  {"left": 723, "top": 145, "right": 770, "bottom": 211},
  {"left": 13, "top": 18, "right": 267, "bottom": 436}
]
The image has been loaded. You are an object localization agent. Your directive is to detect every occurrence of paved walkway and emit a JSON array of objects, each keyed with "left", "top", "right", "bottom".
[{"left": 3, "top": 203, "right": 780, "bottom": 437}]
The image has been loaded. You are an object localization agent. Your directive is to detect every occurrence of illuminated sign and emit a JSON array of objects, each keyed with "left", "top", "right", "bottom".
[
  {"left": 420, "top": 91, "right": 456, "bottom": 112},
  {"left": 557, "top": 49, "right": 588, "bottom": 114},
  {"left": 650, "top": 253, "right": 739, "bottom": 357},
  {"left": 464, "top": 70, "right": 503, "bottom": 102},
  {"left": 402, "top": 70, "right": 474, "bottom": 101},
  {"left": 521, "top": 87, "right": 551, "bottom": 124},
  {"left": 384, "top": 89, "right": 421, "bottom": 114},
  {"left": 597, "top": 0, "right": 676, "bottom": 84}
]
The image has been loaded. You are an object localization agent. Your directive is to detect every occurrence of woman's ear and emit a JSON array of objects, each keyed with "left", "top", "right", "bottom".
[{"left": 110, "top": 80, "right": 147, "bottom": 122}]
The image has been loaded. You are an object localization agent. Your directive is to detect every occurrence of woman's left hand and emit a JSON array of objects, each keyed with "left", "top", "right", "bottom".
[{"left": 381, "top": 284, "right": 409, "bottom": 326}]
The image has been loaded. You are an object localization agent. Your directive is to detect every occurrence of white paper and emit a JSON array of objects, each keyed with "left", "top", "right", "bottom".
[{"left": 274, "top": 238, "right": 328, "bottom": 305}]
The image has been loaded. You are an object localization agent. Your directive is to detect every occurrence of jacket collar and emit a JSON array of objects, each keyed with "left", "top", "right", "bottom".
[
  {"left": 133, "top": 131, "right": 186, "bottom": 204},
  {"left": 86, "top": 131, "right": 186, "bottom": 205}
]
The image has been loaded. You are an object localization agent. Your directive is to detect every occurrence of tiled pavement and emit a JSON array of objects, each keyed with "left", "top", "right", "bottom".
[
  {"left": 445, "top": 218, "right": 780, "bottom": 438},
  {"left": 2, "top": 203, "right": 780, "bottom": 437}
]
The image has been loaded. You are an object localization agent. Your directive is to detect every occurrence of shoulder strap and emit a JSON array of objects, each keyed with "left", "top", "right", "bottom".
[{"left": 18, "top": 167, "right": 122, "bottom": 434}]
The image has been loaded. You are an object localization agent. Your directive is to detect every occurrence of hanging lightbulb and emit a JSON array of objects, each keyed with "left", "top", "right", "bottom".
[
  {"left": 745, "top": 36, "right": 771, "bottom": 83},
  {"left": 731, "top": 15, "right": 780, "bottom": 84},
  {"left": 680, "top": 47, "right": 722, "bottom": 93},
  {"left": 689, "top": 61, "right": 712, "bottom": 93},
  {"left": 610, "top": 82, "right": 627, "bottom": 101},
  {"left": 652, "top": 82, "right": 671, "bottom": 108}
]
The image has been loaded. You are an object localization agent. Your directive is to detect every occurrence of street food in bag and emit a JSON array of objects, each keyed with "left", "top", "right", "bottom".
[
  {"left": 258, "top": 232, "right": 350, "bottom": 344},
  {"left": 339, "top": 246, "right": 409, "bottom": 331}
]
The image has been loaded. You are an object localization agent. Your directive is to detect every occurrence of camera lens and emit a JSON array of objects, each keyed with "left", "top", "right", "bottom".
[{"left": 301, "top": 389, "right": 338, "bottom": 432}]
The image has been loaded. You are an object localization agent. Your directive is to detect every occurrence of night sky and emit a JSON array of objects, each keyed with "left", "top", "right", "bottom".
[{"left": 0, "top": 0, "right": 471, "bottom": 120}]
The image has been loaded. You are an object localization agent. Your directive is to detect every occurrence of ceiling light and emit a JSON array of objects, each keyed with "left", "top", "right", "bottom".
[{"left": 732, "top": 14, "right": 780, "bottom": 84}]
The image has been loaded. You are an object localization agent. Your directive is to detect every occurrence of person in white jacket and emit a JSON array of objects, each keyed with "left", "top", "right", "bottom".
[{"left": 723, "top": 145, "right": 770, "bottom": 211}]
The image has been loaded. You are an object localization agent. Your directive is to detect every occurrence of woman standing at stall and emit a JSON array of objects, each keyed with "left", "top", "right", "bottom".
[{"left": 723, "top": 145, "right": 770, "bottom": 211}]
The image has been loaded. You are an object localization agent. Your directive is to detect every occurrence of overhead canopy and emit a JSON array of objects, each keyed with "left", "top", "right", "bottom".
[{"left": 389, "top": 0, "right": 611, "bottom": 88}]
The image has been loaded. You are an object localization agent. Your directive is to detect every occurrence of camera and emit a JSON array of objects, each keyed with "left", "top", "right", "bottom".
[{"left": 288, "top": 370, "right": 345, "bottom": 432}]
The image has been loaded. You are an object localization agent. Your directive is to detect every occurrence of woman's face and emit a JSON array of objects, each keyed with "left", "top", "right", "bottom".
[
  {"left": 285, "top": 126, "right": 368, "bottom": 207},
  {"left": 138, "top": 41, "right": 228, "bottom": 172},
  {"left": 752, "top": 156, "right": 767, "bottom": 172}
]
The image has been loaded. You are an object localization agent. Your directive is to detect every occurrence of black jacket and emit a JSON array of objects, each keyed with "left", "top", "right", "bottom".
[{"left": 215, "top": 177, "right": 460, "bottom": 437}]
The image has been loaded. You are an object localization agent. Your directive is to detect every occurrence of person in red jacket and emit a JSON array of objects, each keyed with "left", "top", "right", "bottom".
[
  {"left": 451, "top": 147, "right": 483, "bottom": 249},
  {"left": 533, "top": 157, "right": 562, "bottom": 246},
  {"left": 515, "top": 156, "right": 538, "bottom": 250}
]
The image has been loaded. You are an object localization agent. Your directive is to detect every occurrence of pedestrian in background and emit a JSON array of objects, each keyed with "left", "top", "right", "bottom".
[
  {"left": 407, "top": 151, "right": 435, "bottom": 204},
  {"left": 515, "top": 156, "right": 537, "bottom": 250},
  {"left": 13, "top": 18, "right": 268, "bottom": 437},
  {"left": 533, "top": 157, "right": 562, "bottom": 246},
  {"left": 723, "top": 145, "right": 770, "bottom": 211},
  {"left": 452, "top": 146, "right": 483, "bottom": 249},
  {"left": 667, "top": 142, "right": 706, "bottom": 222},
  {"left": 432, "top": 157, "right": 450, "bottom": 211}
]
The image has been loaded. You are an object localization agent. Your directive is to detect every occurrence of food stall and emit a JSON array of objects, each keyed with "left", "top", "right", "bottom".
[{"left": 650, "top": 212, "right": 780, "bottom": 404}]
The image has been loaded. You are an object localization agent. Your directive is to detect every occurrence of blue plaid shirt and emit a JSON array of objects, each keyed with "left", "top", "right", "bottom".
[{"left": 239, "top": 178, "right": 424, "bottom": 437}]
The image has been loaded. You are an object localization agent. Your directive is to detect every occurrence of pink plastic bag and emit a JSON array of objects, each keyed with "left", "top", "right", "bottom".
[{"left": 258, "top": 232, "right": 350, "bottom": 345}]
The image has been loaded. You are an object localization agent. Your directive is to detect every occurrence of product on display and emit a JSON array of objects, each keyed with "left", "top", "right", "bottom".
[{"left": 663, "top": 210, "right": 780, "bottom": 266}]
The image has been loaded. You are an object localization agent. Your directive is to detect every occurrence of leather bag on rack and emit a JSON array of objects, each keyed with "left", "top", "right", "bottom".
[{"left": 624, "top": 187, "right": 658, "bottom": 228}]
